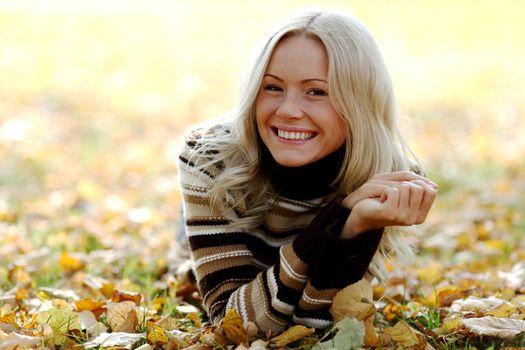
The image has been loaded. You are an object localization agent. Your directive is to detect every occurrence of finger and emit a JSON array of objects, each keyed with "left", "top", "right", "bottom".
[
  {"left": 420, "top": 185, "right": 437, "bottom": 214},
  {"left": 416, "top": 182, "right": 437, "bottom": 223},
  {"left": 383, "top": 186, "right": 400, "bottom": 210},
  {"left": 373, "top": 171, "right": 438, "bottom": 188},
  {"left": 408, "top": 181, "right": 425, "bottom": 211},
  {"left": 398, "top": 182, "right": 411, "bottom": 208}
]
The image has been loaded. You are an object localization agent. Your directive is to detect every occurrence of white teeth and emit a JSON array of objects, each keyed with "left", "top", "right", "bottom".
[{"left": 277, "top": 128, "right": 315, "bottom": 140}]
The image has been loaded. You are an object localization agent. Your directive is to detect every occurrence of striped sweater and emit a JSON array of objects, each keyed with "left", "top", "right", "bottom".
[{"left": 178, "top": 130, "right": 383, "bottom": 332}]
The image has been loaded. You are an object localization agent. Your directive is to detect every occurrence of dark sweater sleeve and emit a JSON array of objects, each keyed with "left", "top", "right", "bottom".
[
  {"left": 292, "top": 194, "right": 384, "bottom": 290},
  {"left": 292, "top": 195, "right": 351, "bottom": 263}
]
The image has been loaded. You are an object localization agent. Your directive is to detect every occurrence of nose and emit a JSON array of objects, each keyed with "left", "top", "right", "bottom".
[{"left": 276, "top": 92, "right": 303, "bottom": 119}]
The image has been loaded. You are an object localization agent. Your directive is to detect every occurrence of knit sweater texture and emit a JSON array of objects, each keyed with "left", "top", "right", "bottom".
[{"left": 178, "top": 129, "right": 384, "bottom": 332}]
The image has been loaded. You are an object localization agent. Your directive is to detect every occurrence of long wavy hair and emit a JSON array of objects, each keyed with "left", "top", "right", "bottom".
[{"left": 185, "top": 10, "right": 421, "bottom": 278}]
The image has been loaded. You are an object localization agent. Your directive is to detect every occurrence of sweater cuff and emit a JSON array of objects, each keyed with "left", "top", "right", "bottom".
[
  {"left": 292, "top": 195, "right": 350, "bottom": 264},
  {"left": 309, "top": 228, "right": 384, "bottom": 289}
]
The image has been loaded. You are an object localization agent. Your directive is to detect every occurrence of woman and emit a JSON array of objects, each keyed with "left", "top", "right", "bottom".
[{"left": 178, "top": 10, "right": 437, "bottom": 332}]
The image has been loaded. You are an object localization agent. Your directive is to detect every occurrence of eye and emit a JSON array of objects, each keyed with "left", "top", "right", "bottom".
[
  {"left": 263, "top": 84, "right": 283, "bottom": 92},
  {"left": 307, "top": 88, "right": 328, "bottom": 97}
]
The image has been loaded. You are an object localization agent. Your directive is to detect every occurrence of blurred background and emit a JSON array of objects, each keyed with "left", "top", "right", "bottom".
[{"left": 1, "top": 0, "right": 524, "bottom": 252}]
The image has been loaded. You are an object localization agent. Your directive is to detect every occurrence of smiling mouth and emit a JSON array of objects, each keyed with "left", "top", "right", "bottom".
[{"left": 272, "top": 127, "right": 317, "bottom": 141}]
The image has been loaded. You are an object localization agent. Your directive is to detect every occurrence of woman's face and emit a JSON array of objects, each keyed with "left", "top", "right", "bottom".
[{"left": 256, "top": 35, "right": 346, "bottom": 167}]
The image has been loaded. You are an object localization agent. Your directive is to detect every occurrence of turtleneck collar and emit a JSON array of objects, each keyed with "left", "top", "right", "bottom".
[{"left": 260, "top": 141, "right": 345, "bottom": 201}]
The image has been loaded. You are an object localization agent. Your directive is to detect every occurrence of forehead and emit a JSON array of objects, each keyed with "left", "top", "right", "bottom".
[{"left": 265, "top": 35, "right": 328, "bottom": 76}]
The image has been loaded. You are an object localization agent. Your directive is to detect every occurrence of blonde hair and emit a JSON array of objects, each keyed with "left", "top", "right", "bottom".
[{"left": 186, "top": 10, "right": 420, "bottom": 277}]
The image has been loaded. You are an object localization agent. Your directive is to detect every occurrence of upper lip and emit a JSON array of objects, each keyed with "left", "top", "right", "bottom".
[{"left": 272, "top": 125, "right": 317, "bottom": 133}]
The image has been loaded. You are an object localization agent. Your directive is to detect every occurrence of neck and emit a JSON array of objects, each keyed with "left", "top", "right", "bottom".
[{"left": 261, "top": 144, "right": 345, "bottom": 200}]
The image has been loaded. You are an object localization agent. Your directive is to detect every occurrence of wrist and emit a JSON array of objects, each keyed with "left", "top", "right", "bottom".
[{"left": 341, "top": 213, "right": 370, "bottom": 238}]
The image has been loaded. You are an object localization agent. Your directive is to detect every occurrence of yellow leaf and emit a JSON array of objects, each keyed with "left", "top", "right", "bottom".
[
  {"left": 383, "top": 320, "right": 426, "bottom": 348},
  {"left": 271, "top": 325, "right": 315, "bottom": 347},
  {"left": 0, "top": 311, "right": 16, "bottom": 325},
  {"left": 187, "top": 312, "right": 202, "bottom": 327},
  {"left": 330, "top": 278, "right": 375, "bottom": 322},
  {"left": 219, "top": 309, "right": 248, "bottom": 345},
  {"left": 415, "top": 262, "right": 443, "bottom": 285},
  {"left": 147, "top": 322, "right": 169, "bottom": 346},
  {"left": 37, "top": 308, "right": 81, "bottom": 344},
  {"left": 442, "top": 315, "right": 462, "bottom": 332},
  {"left": 58, "top": 252, "right": 86, "bottom": 273},
  {"left": 8, "top": 266, "right": 33, "bottom": 286},
  {"left": 485, "top": 302, "right": 516, "bottom": 318},
  {"left": 75, "top": 298, "right": 106, "bottom": 318},
  {"left": 106, "top": 301, "right": 138, "bottom": 333},
  {"left": 100, "top": 282, "right": 115, "bottom": 299}
]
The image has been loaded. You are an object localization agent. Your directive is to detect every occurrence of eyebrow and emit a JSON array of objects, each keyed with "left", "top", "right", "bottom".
[{"left": 263, "top": 73, "right": 327, "bottom": 84}]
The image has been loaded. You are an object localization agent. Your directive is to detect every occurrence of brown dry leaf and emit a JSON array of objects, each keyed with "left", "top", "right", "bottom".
[
  {"left": 200, "top": 327, "right": 228, "bottom": 347},
  {"left": 58, "top": 252, "right": 86, "bottom": 273},
  {"left": 166, "top": 329, "right": 193, "bottom": 348},
  {"left": 461, "top": 316, "right": 525, "bottom": 339},
  {"left": 220, "top": 309, "right": 249, "bottom": 345},
  {"left": 111, "top": 289, "right": 142, "bottom": 305},
  {"left": 271, "top": 324, "right": 315, "bottom": 347},
  {"left": 363, "top": 314, "right": 381, "bottom": 347},
  {"left": 432, "top": 287, "right": 470, "bottom": 308},
  {"left": 106, "top": 301, "right": 138, "bottom": 333},
  {"left": 146, "top": 322, "right": 169, "bottom": 346},
  {"left": 330, "top": 278, "right": 375, "bottom": 322},
  {"left": 383, "top": 320, "right": 427, "bottom": 349}
]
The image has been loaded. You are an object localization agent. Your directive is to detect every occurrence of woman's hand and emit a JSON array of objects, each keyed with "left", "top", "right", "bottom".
[{"left": 341, "top": 171, "right": 437, "bottom": 238}]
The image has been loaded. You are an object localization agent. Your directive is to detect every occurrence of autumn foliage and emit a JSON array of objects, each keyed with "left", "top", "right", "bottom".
[{"left": 1, "top": 2, "right": 525, "bottom": 349}]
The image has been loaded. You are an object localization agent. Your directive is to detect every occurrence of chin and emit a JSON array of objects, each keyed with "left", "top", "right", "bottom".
[{"left": 273, "top": 156, "right": 311, "bottom": 168}]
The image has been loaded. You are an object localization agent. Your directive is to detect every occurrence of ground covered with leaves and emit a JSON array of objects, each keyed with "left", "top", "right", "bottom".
[
  {"left": 1, "top": 2, "right": 525, "bottom": 349},
  {"left": 1, "top": 105, "right": 525, "bottom": 350}
]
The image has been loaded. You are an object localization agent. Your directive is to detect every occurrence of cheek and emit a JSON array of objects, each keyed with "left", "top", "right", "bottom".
[{"left": 328, "top": 115, "right": 347, "bottom": 144}]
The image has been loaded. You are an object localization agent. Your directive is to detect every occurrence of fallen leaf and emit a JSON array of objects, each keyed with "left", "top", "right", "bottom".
[
  {"left": 111, "top": 289, "right": 142, "bottom": 305},
  {"left": 83, "top": 332, "right": 146, "bottom": 349},
  {"left": 37, "top": 308, "right": 82, "bottom": 344},
  {"left": 451, "top": 296, "right": 511, "bottom": 315},
  {"left": 75, "top": 298, "right": 106, "bottom": 318},
  {"left": 0, "top": 311, "right": 16, "bottom": 325},
  {"left": 106, "top": 301, "right": 138, "bottom": 332},
  {"left": 485, "top": 302, "right": 517, "bottom": 318},
  {"left": 100, "top": 282, "right": 115, "bottom": 299},
  {"left": 330, "top": 278, "right": 376, "bottom": 322},
  {"left": 79, "top": 310, "right": 97, "bottom": 330},
  {"left": 0, "top": 332, "right": 43, "bottom": 350},
  {"left": 383, "top": 320, "right": 427, "bottom": 348},
  {"left": 147, "top": 322, "right": 169, "bottom": 346},
  {"left": 312, "top": 317, "right": 365, "bottom": 350},
  {"left": 271, "top": 324, "right": 314, "bottom": 347},
  {"left": 220, "top": 309, "right": 248, "bottom": 345},
  {"left": 461, "top": 316, "right": 525, "bottom": 339},
  {"left": 166, "top": 329, "right": 192, "bottom": 348},
  {"left": 58, "top": 252, "right": 86, "bottom": 273},
  {"left": 416, "top": 262, "right": 444, "bottom": 285}
]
